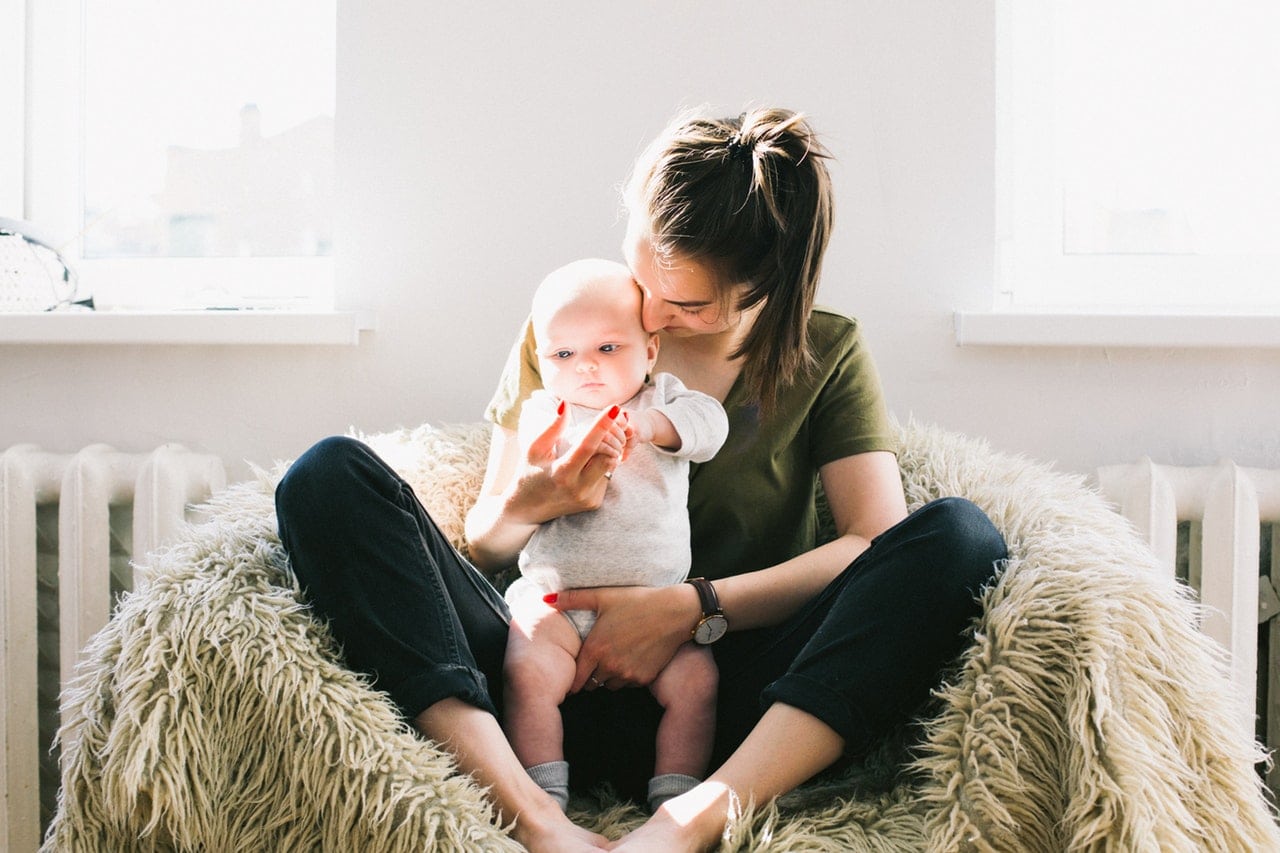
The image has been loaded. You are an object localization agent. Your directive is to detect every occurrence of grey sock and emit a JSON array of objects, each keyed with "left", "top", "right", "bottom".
[
  {"left": 526, "top": 760, "right": 570, "bottom": 812},
  {"left": 648, "top": 773, "right": 700, "bottom": 813}
]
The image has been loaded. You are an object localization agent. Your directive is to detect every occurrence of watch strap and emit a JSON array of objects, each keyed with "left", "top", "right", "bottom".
[{"left": 686, "top": 577, "right": 721, "bottom": 617}]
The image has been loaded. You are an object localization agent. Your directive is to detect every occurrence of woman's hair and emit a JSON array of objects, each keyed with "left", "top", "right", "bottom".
[{"left": 624, "top": 106, "right": 834, "bottom": 413}]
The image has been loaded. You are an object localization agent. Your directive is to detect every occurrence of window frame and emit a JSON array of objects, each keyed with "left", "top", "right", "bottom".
[
  {"left": 0, "top": 0, "right": 23, "bottom": 215},
  {"left": 994, "top": 0, "right": 1280, "bottom": 315},
  {"left": 14, "top": 0, "right": 335, "bottom": 312}
]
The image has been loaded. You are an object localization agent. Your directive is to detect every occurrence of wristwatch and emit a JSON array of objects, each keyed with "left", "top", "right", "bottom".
[{"left": 686, "top": 577, "right": 728, "bottom": 645}]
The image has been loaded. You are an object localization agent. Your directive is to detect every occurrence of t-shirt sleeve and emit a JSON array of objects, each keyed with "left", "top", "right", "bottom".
[
  {"left": 484, "top": 317, "right": 543, "bottom": 431},
  {"left": 808, "top": 320, "right": 898, "bottom": 468}
]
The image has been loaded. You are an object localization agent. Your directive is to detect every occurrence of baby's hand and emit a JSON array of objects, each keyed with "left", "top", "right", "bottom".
[{"left": 619, "top": 408, "right": 651, "bottom": 451}]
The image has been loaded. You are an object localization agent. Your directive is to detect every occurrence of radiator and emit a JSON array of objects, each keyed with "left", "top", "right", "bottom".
[
  {"left": 1, "top": 444, "right": 226, "bottom": 852},
  {"left": 1097, "top": 458, "right": 1280, "bottom": 796}
]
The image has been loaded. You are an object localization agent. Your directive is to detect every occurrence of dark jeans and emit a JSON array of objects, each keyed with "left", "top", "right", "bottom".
[{"left": 275, "top": 436, "right": 1007, "bottom": 803}]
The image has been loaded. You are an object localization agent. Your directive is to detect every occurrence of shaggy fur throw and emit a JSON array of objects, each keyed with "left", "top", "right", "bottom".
[{"left": 44, "top": 422, "right": 1280, "bottom": 851}]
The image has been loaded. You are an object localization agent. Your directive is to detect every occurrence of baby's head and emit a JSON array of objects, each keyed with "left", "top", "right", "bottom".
[{"left": 531, "top": 258, "right": 657, "bottom": 409}]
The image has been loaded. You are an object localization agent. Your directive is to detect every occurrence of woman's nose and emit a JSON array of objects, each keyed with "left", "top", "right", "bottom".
[{"left": 640, "top": 297, "right": 670, "bottom": 332}]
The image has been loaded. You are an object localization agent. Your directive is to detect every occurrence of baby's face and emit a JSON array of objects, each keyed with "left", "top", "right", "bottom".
[{"left": 535, "top": 295, "right": 655, "bottom": 409}]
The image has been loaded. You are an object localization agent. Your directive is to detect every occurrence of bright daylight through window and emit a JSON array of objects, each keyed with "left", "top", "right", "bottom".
[
  {"left": 998, "top": 0, "right": 1280, "bottom": 312},
  {"left": 21, "top": 0, "right": 335, "bottom": 310}
]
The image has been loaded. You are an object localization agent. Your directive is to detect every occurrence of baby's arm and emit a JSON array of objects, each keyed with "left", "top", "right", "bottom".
[
  {"left": 631, "top": 373, "right": 729, "bottom": 463},
  {"left": 628, "top": 408, "right": 681, "bottom": 451}
]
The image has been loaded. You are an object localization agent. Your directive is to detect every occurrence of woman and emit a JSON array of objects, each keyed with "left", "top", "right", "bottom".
[{"left": 275, "top": 107, "right": 1007, "bottom": 852}]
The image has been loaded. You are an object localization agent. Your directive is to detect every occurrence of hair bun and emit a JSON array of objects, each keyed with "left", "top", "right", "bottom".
[{"left": 622, "top": 104, "right": 833, "bottom": 413}]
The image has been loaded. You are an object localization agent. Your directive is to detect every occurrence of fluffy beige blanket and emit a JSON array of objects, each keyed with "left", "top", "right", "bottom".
[{"left": 44, "top": 422, "right": 1280, "bottom": 851}]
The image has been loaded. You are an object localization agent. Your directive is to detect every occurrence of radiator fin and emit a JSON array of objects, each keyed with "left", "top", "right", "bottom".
[
  {"left": 1098, "top": 459, "right": 1280, "bottom": 801},
  {"left": 1, "top": 444, "right": 225, "bottom": 851}
]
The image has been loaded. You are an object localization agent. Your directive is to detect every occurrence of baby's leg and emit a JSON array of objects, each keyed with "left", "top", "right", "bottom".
[
  {"left": 503, "top": 599, "right": 583, "bottom": 769},
  {"left": 649, "top": 642, "right": 718, "bottom": 779}
]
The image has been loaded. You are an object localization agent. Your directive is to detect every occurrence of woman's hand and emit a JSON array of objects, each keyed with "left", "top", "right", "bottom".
[
  {"left": 546, "top": 583, "right": 701, "bottom": 692},
  {"left": 516, "top": 403, "right": 627, "bottom": 517},
  {"left": 465, "top": 406, "right": 626, "bottom": 570}
]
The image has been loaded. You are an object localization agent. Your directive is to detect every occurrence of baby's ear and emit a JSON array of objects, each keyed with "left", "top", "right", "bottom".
[{"left": 646, "top": 333, "right": 660, "bottom": 367}]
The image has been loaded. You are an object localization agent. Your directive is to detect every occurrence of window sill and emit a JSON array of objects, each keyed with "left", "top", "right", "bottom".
[
  {"left": 953, "top": 310, "right": 1280, "bottom": 348},
  {"left": 0, "top": 309, "right": 374, "bottom": 345}
]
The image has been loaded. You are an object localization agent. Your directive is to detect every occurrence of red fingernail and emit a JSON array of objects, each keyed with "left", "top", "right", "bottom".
[
  {"left": 608, "top": 405, "right": 620, "bottom": 419},
  {"left": 557, "top": 400, "right": 566, "bottom": 416},
  {"left": 543, "top": 593, "right": 558, "bottom": 604}
]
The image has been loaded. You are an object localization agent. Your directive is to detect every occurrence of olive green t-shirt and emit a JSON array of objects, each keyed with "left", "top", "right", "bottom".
[{"left": 484, "top": 307, "right": 898, "bottom": 580}]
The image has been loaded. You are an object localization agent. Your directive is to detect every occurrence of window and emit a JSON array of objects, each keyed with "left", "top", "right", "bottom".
[
  {"left": 997, "top": 0, "right": 1280, "bottom": 313},
  {"left": 14, "top": 0, "right": 335, "bottom": 310}
]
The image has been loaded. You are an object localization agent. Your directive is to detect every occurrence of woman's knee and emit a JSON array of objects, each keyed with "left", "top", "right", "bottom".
[
  {"left": 915, "top": 496, "right": 1007, "bottom": 591},
  {"left": 275, "top": 435, "right": 374, "bottom": 516}
]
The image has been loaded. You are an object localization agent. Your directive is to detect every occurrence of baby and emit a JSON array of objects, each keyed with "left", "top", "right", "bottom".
[{"left": 502, "top": 258, "right": 729, "bottom": 814}]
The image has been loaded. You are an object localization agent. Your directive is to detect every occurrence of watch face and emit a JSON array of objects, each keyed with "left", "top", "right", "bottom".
[{"left": 694, "top": 614, "right": 728, "bottom": 645}]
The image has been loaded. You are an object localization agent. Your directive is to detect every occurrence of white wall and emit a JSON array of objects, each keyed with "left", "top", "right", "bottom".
[{"left": 3, "top": 1, "right": 1277, "bottom": 484}]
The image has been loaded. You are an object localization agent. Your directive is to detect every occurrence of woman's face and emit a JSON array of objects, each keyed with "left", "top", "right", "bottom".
[{"left": 622, "top": 221, "right": 738, "bottom": 338}]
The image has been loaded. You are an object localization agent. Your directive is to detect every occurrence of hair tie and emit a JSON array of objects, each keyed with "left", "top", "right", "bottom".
[{"left": 726, "top": 134, "right": 751, "bottom": 159}]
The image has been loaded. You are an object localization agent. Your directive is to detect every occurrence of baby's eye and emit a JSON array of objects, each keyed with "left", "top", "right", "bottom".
[
  {"left": 598, "top": 343, "right": 619, "bottom": 353},
  {"left": 553, "top": 349, "right": 574, "bottom": 360}
]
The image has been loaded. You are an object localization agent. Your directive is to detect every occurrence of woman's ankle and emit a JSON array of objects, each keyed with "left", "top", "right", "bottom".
[
  {"left": 508, "top": 795, "right": 578, "bottom": 846},
  {"left": 508, "top": 796, "right": 616, "bottom": 853},
  {"left": 647, "top": 773, "right": 701, "bottom": 812},
  {"left": 655, "top": 781, "right": 739, "bottom": 848},
  {"left": 611, "top": 783, "right": 737, "bottom": 853}
]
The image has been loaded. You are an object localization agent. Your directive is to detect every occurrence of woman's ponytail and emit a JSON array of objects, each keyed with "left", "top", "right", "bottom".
[{"left": 625, "top": 107, "right": 834, "bottom": 414}]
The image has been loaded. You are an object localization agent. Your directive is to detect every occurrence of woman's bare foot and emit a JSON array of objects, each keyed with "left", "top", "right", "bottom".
[
  {"left": 414, "top": 699, "right": 610, "bottom": 851},
  {"left": 609, "top": 782, "right": 736, "bottom": 852},
  {"left": 508, "top": 798, "right": 612, "bottom": 853}
]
